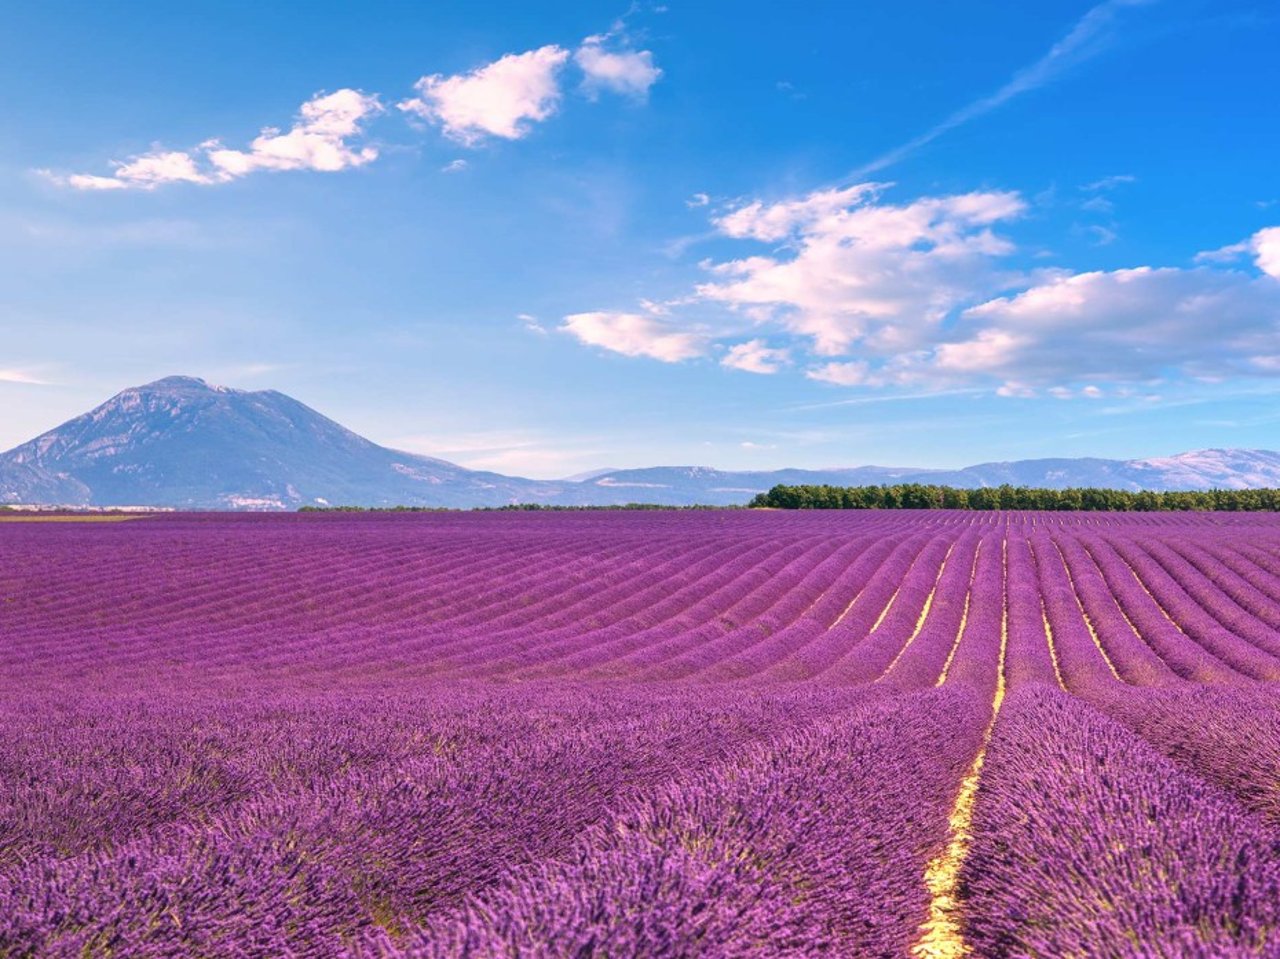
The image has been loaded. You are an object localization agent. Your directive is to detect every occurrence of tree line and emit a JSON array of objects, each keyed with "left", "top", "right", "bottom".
[{"left": 748, "top": 484, "right": 1280, "bottom": 511}]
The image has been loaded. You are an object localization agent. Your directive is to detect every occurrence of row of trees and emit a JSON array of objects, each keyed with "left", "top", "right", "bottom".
[{"left": 748, "top": 483, "right": 1280, "bottom": 511}]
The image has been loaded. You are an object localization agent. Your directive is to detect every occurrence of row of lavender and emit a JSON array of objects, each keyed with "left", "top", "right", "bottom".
[
  {"left": 3, "top": 511, "right": 1280, "bottom": 956},
  {"left": 4, "top": 512, "right": 1280, "bottom": 687},
  {"left": 6, "top": 682, "right": 1279, "bottom": 956}
]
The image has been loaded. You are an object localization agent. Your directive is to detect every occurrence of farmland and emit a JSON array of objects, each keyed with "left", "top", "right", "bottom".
[{"left": 3, "top": 510, "right": 1280, "bottom": 958}]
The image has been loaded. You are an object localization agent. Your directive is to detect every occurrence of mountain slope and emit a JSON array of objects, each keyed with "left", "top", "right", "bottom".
[
  {"left": 0, "top": 377, "right": 558, "bottom": 509},
  {"left": 2, "top": 376, "right": 1278, "bottom": 509}
]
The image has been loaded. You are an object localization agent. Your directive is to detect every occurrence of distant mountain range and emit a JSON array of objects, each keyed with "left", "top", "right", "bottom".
[{"left": 3, "top": 376, "right": 1280, "bottom": 509}]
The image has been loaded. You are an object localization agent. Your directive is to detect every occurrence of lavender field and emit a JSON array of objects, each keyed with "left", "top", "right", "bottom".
[{"left": 4, "top": 510, "right": 1280, "bottom": 958}]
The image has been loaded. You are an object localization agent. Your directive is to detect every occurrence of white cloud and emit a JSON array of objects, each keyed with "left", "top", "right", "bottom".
[
  {"left": 61, "top": 173, "right": 128, "bottom": 191},
  {"left": 56, "top": 30, "right": 659, "bottom": 189},
  {"left": 60, "top": 90, "right": 382, "bottom": 190},
  {"left": 1253, "top": 226, "right": 1280, "bottom": 279},
  {"left": 575, "top": 40, "right": 662, "bottom": 99},
  {"left": 207, "top": 90, "right": 382, "bottom": 177},
  {"left": 686, "top": 192, "right": 710, "bottom": 208},
  {"left": 561, "top": 311, "right": 707, "bottom": 362},
  {"left": 721, "top": 339, "right": 790, "bottom": 374},
  {"left": 67, "top": 150, "right": 213, "bottom": 190},
  {"left": 700, "top": 184, "right": 1026, "bottom": 354},
  {"left": 565, "top": 182, "right": 1280, "bottom": 397},
  {"left": 935, "top": 264, "right": 1280, "bottom": 389},
  {"left": 934, "top": 329, "right": 1027, "bottom": 374},
  {"left": 399, "top": 46, "right": 569, "bottom": 145}
]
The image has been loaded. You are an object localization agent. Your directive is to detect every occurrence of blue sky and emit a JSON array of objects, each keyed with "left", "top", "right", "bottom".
[{"left": 3, "top": 0, "right": 1279, "bottom": 477}]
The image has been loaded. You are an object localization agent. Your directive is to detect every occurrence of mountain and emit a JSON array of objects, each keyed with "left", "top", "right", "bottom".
[
  {"left": 0, "top": 376, "right": 560, "bottom": 509},
  {"left": 2, "top": 376, "right": 1279, "bottom": 509}
]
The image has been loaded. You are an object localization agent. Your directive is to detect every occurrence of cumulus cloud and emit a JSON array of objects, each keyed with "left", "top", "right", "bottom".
[
  {"left": 721, "top": 339, "right": 790, "bottom": 374},
  {"left": 399, "top": 46, "right": 569, "bottom": 145},
  {"left": 563, "top": 180, "right": 1280, "bottom": 398},
  {"left": 59, "top": 90, "right": 382, "bottom": 190},
  {"left": 561, "top": 311, "right": 707, "bottom": 362},
  {"left": 700, "top": 184, "right": 1026, "bottom": 355},
  {"left": 575, "top": 39, "right": 662, "bottom": 99},
  {"left": 934, "top": 265, "right": 1280, "bottom": 389},
  {"left": 206, "top": 89, "right": 382, "bottom": 177}
]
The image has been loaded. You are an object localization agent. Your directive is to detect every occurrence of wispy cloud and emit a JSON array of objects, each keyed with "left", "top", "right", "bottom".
[
  {"left": 561, "top": 310, "right": 708, "bottom": 362},
  {"left": 1082, "top": 173, "right": 1137, "bottom": 192},
  {"left": 517, "top": 313, "right": 549, "bottom": 335},
  {"left": 846, "top": 0, "right": 1155, "bottom": 179},
  {"left": 1087, "top": 223, "right": 1118, "bottom": 246},
  {"left": 786, "top": 388, "right": 985, "bottom": 412},
  {"left": 389, "top": 428, "right": 608, "bottom": 479},
  {"left": 0, "top": 368, "right": 54, "bottom": 386}
]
